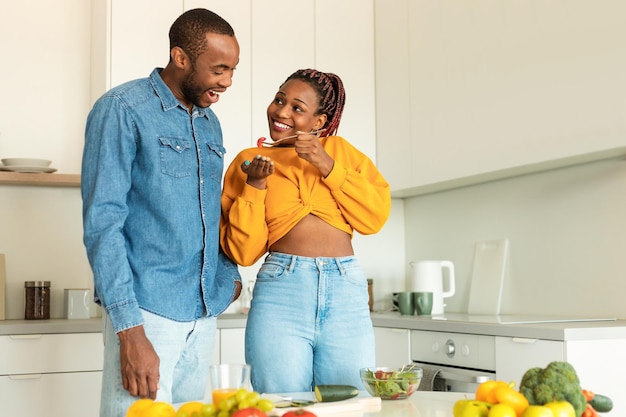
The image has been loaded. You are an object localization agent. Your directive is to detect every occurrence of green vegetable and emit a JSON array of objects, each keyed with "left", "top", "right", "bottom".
[
  {"left": 314, "top": 385, "right": 359, "bottom": 402},
  {"left": 589, "top": 393, "right": 613, "bottom": 413},
  {"left": 519, "top": 361, "right": 587, "bottom": 417}
]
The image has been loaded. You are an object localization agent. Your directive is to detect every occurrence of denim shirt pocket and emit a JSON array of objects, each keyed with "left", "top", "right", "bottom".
[
  {"left": 159, "top": 136, "right": 194, "bottom": 178},
  {"left": 206, "top": 142, "right": 226, "bottom": 183}
]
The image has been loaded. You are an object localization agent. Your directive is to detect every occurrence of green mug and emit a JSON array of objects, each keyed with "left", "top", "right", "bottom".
[
  {"left": 413, "top": 291, "right": 433, "bottom": 316},
  {"left": 396, "top": 291, "right": 415, "bottom": 315}
]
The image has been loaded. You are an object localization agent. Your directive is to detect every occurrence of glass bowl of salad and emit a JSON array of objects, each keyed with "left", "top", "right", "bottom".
[{"left": 360, "top": 364, "right": 423, "bottom": 400}]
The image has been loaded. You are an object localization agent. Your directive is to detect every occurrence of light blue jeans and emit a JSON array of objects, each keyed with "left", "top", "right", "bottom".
[
  {"left": 100, "top": 309, "right": 217, "bottom": 417},
  {"left": 245, "top": 252, "right": 375, "bottom": 393}
]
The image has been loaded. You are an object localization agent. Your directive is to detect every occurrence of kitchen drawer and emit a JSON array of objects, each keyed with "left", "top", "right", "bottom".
[
  {"left": 0, "top": 371, "right": 102, "bottom": 417},
  {"left": 0, "top": 333, "right": 103, "bottom": 375}
]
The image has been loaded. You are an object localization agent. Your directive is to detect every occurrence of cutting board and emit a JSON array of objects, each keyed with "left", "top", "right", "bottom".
[
  {"left": 467, "top": 238, "right": 509, "bottom": 315},
  {"left": 267, "top": 395, "right": 381, "bottom": 417}
]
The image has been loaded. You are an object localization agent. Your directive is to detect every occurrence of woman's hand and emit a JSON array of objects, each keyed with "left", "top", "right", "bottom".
[
  {"left": 294, "top": 132, "right": 334, "bottom": 177},
  {"left": 241, "top": 155, "right": 274, "bottom": 189}
]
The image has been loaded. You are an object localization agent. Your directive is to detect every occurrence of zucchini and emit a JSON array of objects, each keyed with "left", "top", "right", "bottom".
[
  {"left": 589, "top": 393, "right": 613, "bottom": 413},
  {"left": 314, "top": 385, "right": 359, "bottom": 402}
]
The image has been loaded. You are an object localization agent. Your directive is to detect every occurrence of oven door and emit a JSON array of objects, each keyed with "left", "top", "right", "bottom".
[{"left": 413, "top": 361, "right": 494, "bottom": 392}]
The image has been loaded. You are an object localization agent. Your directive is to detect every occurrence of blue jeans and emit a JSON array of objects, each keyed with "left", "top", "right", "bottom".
[
  {"left": 100, "top": 310, "right": 217, "bottom": 417},
  {"left": 245, "top": 252, "right": 375, "bottom": 393}
]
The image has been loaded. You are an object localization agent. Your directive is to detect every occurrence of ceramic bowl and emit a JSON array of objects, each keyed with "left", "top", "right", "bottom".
[
  {"left": 1, "top": 158, "right": 52, "bottom": 167},
  {"left": 360, "top": 365, "right": 422, "bottom": 400}
]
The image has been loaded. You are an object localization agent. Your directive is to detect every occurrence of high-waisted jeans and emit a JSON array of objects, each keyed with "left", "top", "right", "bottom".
[{"left": 245, "top": 252, "right": 375, "bottom": 393}]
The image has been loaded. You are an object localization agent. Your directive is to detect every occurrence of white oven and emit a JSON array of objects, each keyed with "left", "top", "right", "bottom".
[{"left": 411, "top": 329, "right": 495, "bottom": 392}]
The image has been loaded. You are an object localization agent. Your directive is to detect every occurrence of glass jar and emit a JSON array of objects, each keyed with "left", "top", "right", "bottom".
[{"left": 25, "top": 281, "right": 51, "bottom": 320}]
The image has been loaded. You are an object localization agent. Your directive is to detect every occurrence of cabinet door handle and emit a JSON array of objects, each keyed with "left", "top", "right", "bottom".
[
  {"left": 511, "top": 337, "right": 539, "bottom": 344},
  {"left": 9, "top": 374, "right": 43, "bottom": 380},
  {"left": 9, "top": 334, "right": 43, "bottom": 340}
]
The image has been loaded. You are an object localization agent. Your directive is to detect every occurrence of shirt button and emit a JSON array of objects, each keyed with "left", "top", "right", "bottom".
[{"left": 176, "top": 145, "right": 181, "bottom": 150}]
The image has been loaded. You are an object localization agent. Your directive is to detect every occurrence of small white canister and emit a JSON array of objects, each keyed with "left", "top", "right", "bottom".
[{"left": 64, "top": 288, "right": 91, "bottom": 319}]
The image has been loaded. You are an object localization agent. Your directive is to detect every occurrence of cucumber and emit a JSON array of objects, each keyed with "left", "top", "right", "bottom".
[
  {"left": 314, "top": 385, "right": 359, "bottom": 402},
  {"left": 589, "top": 393, "right": 613, "bottom": 413}
]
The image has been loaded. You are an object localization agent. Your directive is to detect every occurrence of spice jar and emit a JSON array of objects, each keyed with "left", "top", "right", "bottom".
[{"left": 25, "top": 281, "right": 51, "bottom": 320}]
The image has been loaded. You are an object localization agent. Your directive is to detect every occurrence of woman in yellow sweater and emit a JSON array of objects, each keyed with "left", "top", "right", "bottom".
[{"left": 220, "top": 69, "right": 391, "bottom": 393}]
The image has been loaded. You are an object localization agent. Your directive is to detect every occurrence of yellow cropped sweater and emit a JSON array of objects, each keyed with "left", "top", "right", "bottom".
[{"left": 220, "top": 136, "right": 391, "bottom": 266}]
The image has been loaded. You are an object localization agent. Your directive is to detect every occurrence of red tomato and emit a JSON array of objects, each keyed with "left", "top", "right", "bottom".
[
  {"left": 231, "top": 407, "right": 268, "bottom": 417},
  {"left": 282, "top": 409, "right": 317, "bottom": 417}
]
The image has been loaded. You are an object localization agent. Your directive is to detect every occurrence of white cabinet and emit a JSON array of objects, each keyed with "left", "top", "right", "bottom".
[
  {"left": 219, "top": 328, "right": 246, "bottom": 365},
  {"left": 375, "top": 0, "right": 626, "bottom": 196},
  {"left": 374, "top": 327, "right": 411, "bottom": 368},
  {"left": 91, "top": 0, "right": 377, "bottom": 169},
  {"left": 0, "top": 333, "right": 103, "bottom": 417},
  {"left": 495, "top": 337, "right": 564, "bottom": 384},
  {"left": 495, "top": 336, "right": 626, "bottom": 417}
]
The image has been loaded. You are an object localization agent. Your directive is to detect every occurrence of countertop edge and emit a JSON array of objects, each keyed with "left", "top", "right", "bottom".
[
  {"left": 0, "top": 314, "right": 249, "bottom": 335},
  {"left": 3, "top": 313, "right": 626, "bottom": 340}
]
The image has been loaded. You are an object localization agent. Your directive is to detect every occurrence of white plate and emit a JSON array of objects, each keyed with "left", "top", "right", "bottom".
[{"left": 0, "top": 165, "right": 57, "bottom": 173}]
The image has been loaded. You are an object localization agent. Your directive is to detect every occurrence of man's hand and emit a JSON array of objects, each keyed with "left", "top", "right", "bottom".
[
  {"left": 233, "top": 280, "right": 243, "bottom": 301},
  {"left": 118, "top": 325, "right": 160, "bottom": 399}
]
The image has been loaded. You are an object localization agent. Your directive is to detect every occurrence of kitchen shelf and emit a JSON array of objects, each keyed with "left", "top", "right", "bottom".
[{"left": 0, "top": 171, "right": 80, "bottom": 187}]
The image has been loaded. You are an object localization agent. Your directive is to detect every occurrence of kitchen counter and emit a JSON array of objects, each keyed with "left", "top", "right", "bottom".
[
  {"left": 3, "top": 311, "right": 626, "bottom": 341},
  {"left": 0, "top": 313, "right": 249, "bottom": 335},
  {"left": 371, "top": 312, "right": 626, "bottom": 341},
  {"left": 364, "top": 391, "right": 465, "bottom": 417},
  {"left": 264, "top": 391, "right": 466, "bottom": 417}
]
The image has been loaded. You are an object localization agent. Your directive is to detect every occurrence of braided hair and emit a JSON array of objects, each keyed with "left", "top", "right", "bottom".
[{"left": 282, "top": 69, "right": 346, "bottom": 137}]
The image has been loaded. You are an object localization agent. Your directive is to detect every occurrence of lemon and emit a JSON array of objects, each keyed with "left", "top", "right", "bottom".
[
  {"left": 177, "top": 401, "right": 204, "bottom": 417},
  {"left": 142, "top": 401, "right": 177, "bottom": 417},
  {"left": 127, "top": 398, "right": 155, "bottom": 417}
]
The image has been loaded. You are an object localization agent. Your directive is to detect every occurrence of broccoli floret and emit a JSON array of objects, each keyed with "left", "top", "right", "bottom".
[{"left": 519, "top": 361, "right": 587, "bottom": 417}]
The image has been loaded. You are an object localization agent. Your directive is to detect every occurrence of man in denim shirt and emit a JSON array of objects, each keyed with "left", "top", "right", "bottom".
[{"left": 81, "top": 9, "right": 241, "bottom": 416}]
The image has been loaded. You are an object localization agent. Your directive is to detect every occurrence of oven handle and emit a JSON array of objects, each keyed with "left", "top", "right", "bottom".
[
  {"left": 436, "top": 370, "right": 492, "bottom": 384},
  {"left": 413, "top": 362, "right": 494, "bottom": 384}
]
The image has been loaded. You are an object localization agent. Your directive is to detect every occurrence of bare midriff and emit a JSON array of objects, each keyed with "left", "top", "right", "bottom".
[{"left": 270, "top": 214, "right": 353, "bottom": 258}]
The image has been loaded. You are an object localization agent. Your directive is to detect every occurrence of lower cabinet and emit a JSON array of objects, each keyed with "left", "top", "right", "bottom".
[
  {"left": 0, "top": 371, "right": 102, "bottom": 416},
  {"left": 0, "top": 332, "right": 103, "bottom": 417},
  {"left": 373, "top": 327, "right": 411, "bottom": 368},
  {"left": 495, "top": 337, "right": 564, "bottom": 384},
  {"left": 219, "top": 328, "right": 246, "bottom": 364},
  {"left": 495, "top": 336, "right": 626, "bottom": 417}
]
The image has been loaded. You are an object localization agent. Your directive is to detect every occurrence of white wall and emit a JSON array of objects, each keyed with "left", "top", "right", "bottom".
[
  {"left": 0, "top": 0, "right": 91, "bottom": 174},
  {"left": 0, "top": 0, "right": 405, "bottom": 319},
  {"left": 403, "top": 157, "right": 626, "bottom": 319}
]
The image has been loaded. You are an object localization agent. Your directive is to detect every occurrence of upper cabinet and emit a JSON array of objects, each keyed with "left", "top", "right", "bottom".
[
  {"left": 375, "top": 0, "right": 626, "bottom": 197},
  {"left": 90, "top": 0, "right": 376, "bottom": 170}
]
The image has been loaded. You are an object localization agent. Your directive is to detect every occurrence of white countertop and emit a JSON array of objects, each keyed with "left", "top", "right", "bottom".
[
  {"left": 366, "top": 391, "right": 466, "bottom": 417},
  {"left": 370, "top": 312, "right": 626, "bottom": 341},
  {"left": 3, "top": 312, "right": 626, "bottom": 341},
  {"left": 266, "top": 391, "right": 467, "bottom": 417},
  {"left": 0, "top": 314, "right": 249, "bottom": 335}
]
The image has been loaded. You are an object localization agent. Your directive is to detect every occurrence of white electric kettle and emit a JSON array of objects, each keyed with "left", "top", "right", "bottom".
[{"left": 408, "top": 260, "right": 456, "bottom": 315}]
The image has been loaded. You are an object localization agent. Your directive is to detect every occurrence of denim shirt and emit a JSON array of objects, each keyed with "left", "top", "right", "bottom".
[{"left": 82, "top": 68, "right": 240, "bottom": 334}]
